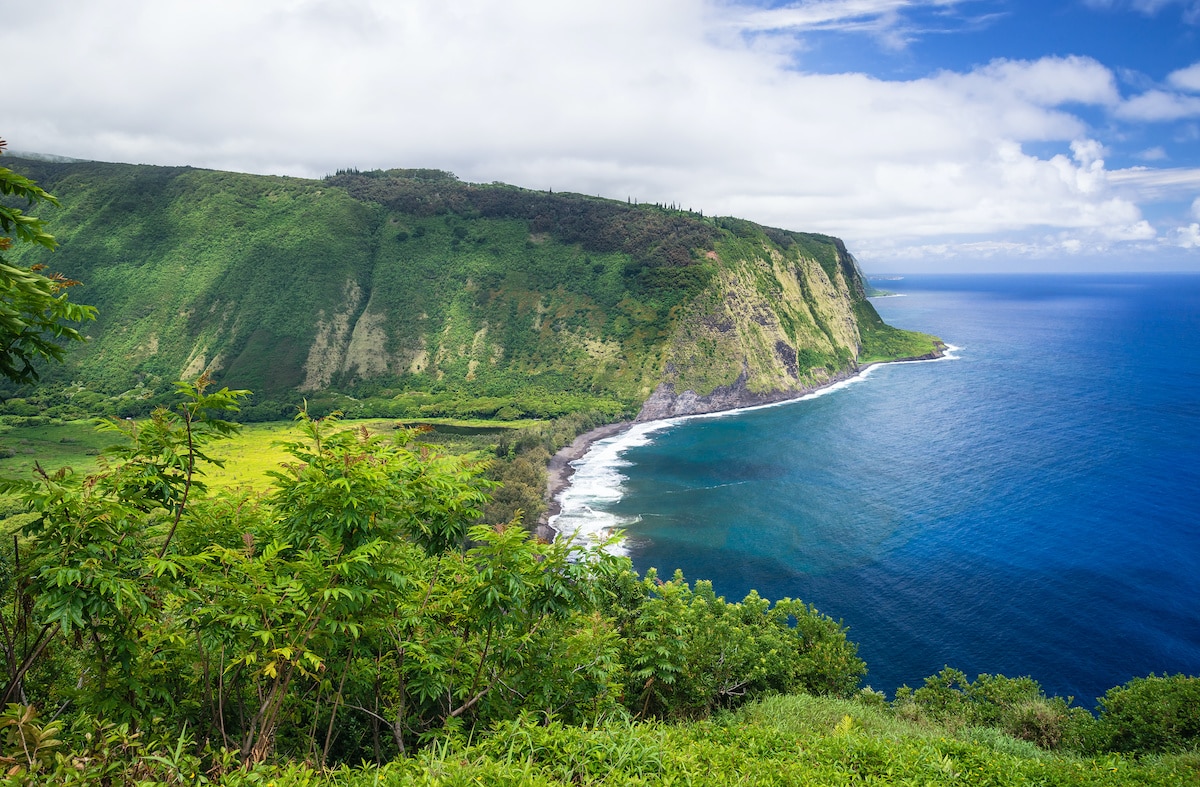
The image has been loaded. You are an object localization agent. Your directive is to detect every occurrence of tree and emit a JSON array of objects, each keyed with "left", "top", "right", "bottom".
[{"left": 0, "top": 139, "right": 94, "bottom": 384}]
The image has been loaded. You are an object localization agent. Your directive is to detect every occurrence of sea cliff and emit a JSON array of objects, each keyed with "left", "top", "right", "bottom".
[{"left": 9, "top": 158, "right": 937, "bottom": 412}]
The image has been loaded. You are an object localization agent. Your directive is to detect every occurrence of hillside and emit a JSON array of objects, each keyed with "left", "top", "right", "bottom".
[{"left": 6, "top": 158, "right": 937, "bottom": 418}]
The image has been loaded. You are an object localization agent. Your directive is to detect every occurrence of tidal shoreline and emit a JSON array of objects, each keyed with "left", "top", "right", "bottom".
[
  {"left": 535, "top": 345, "right": 947, "bottom": 542},
  {"left": 535, "top": 420, "right": 632, "bottom": 541}
]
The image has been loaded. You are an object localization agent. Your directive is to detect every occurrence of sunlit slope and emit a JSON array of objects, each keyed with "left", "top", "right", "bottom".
[{"left": 10, "top": 160, "right": 937, "bottom": 411}]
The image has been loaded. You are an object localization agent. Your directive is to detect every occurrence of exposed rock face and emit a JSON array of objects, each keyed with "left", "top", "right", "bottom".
[
  {"left": 642, "top": 236, "right": 873, "bottom": 419},
  {"left": 636, "top": 366, "right": 862, "bottom": 421}
]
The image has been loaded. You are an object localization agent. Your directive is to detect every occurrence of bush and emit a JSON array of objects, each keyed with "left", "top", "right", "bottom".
[
  {"left": 604, "top": 570, "right": 866, "bottom": 719},
  {"left": 893, "top": 668, "right": 1081, "bottom": 749},
  {"left": 1092, "top": 674, "right": 1200, "bottom": 755}
]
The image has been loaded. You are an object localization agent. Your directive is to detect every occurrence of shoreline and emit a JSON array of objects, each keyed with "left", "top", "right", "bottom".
[
  {"left": 535, "top": 420, "right": 633, "bottom": 541},
  {"left": 535, "top": 344, "right": 947, "bottom": 542}
]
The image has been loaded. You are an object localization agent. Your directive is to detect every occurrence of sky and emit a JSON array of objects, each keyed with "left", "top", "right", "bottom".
[{"left": 3, "top": 0, "right": 1200, "bottom": 272}]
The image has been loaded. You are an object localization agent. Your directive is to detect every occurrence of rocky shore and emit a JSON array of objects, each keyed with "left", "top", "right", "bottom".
[{"left": 536, "top": 344, "right": 947, "bottom": 542}]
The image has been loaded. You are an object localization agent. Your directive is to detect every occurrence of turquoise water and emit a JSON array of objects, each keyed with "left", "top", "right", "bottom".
[{"left": 552, "top": 274, "right": 1200, "bottom": 704}]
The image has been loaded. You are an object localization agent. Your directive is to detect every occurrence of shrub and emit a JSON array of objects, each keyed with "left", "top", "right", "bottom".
[
  {"left": 1092, "top": 674, "right": 1200, "bottom": 755},
  {"left": 605, "top": 570, "right": 866, "bottom": 719},
  {"left": 893, "top": 668, "right": 1081, "bottom": 749}
]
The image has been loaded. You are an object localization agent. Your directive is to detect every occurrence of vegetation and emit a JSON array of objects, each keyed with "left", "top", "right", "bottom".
[
  {"left": 0, "top": 141, "right": 94, "bottom": 385},
  {"left": 0, "top": 381, "right": 873, "bottom": 779},
  {"left": 2, "top": 388, "right": 1190, "bottom": 787},
  {"left": 3, "top": 154, "right": 1193, "bottom": 786},
  {"left": 1090, "top": 674, "right": 1200, "bottom": 755},
  {"left": 0, "top": 385, "right": 1196, "bottom": 784},
  {"left": 854, "top": 301, "right": 942, "bottom": 363},
  {"left": 4, "top": 157, "right": 935, "bottom": 417}
]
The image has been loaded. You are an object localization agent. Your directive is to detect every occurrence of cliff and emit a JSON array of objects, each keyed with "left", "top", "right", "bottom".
[
  {"left": 6, "top": 158, "right": 938, "bottom": 412},
  {"left": 637, "top": 229, "right": 899, "bottom": 419}
]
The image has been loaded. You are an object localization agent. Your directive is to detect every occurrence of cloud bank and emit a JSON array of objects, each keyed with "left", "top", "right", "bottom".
[{"left": 3, "top": 0, "right": 1199, "bottom": 268}]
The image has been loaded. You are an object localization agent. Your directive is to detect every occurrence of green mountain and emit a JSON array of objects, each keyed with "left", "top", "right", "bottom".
[{"left": 8, "top": 158, "right": 938, "bottom": 417}]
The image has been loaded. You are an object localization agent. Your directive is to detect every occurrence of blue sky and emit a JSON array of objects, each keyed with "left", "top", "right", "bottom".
[
  {"left": 3, "top": 0, "right": 1199, "bottom": 271},
  {"left": 754, "top": 1, "right": 1200, "bottom": 170}
]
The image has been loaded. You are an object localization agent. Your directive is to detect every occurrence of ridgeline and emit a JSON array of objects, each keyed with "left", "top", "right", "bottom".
[{"left": 6, "top": 158, "right": 937, "bottom": 421}]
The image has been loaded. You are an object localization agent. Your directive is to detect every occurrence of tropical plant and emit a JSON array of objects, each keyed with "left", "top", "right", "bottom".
[
  {"left": 0, "top": 140, "right": 94, "bottom": 385},
  {"left": 605, "top": 568, "right": 866, "bottom": 720}
]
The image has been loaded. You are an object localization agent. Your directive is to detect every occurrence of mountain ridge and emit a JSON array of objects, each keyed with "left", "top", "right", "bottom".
[{"left": 5, "top": 157, "right": 939, "bottom": 416}]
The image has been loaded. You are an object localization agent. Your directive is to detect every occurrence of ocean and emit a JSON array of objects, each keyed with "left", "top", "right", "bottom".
[{"left": 551, "top": 273, "right": 1200, "bottom": 705}]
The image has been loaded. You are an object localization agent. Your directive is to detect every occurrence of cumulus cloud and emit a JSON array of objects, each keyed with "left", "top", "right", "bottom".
[
  {"left": 1175, "top": 223, "right": 1200, "bottom": 247},
  {"left": 1155, "top": 198, "right": 1200, "bottom": 251},
  {"left": 1118, "top": 90, "right": 1200, "bottom": 121},
  {"left": 1169, "top": 62, "right": 1200, "bottom": 92},
  {"left": 0, "top": 0, "right": 1193, "bottom": 264}
]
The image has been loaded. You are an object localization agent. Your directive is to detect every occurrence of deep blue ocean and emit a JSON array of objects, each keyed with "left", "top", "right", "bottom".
[{"left": 552, "top": 273, "right": 1200, "bottom": 705}]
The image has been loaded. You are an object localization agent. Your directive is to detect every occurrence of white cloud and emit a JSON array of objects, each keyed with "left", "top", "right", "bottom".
[
  {"left": 730, "top": 0, "right": 968, "bottom": 47},
  {"left": 1174, "top": 223, "right": 1200, "bottom": 247},
  {"left": 0, "top": 0, "right": 1193, "bottom": 266},
  {"left": 1135, "top": 146, "right": 1168, "bottom": 161},
  {"left": 1169, "top": 62, "right": 1200, "bottom": 92},
  {"left": 1118, "top": 90, "right": 1200, "bottom": 121},
  {"left": 1193, "top": 196, "right": 1200, "bottom": 220},
  {"left": 1108, "top": 167, "right": 1200, "bottom": 200}
]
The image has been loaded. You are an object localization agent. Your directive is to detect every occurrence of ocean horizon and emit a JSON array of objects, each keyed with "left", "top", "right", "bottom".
[{"left": 551, "top": 272, "right": 1200, "bottom": 705}]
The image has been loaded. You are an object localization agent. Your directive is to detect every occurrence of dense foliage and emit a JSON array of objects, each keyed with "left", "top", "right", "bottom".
[
  {"left": 0, "top": 142, "right": 94, "bottom": 385},
  {"left": 1090, "top": 674, "right": 1200, "bottom": 755},
  {"left": 0, "top": 381, "right": 869, "bottom": 782}
]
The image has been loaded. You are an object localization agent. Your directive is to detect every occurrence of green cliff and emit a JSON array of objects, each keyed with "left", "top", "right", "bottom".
[{"left": 7, "top": 159, "right": 938, "bottom": 416}]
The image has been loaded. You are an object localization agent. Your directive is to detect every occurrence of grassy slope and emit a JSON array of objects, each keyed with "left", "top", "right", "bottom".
[
  {"left": 0, "top": 419, "right": 112, "bottom": 478},
  {"left": 855, "top": 300, "right": 943, "bottom": 363},
  {"left": 0, "top": 416, "right": 527, "bottom": 491},
  {"left": 184, "top": 694, "right": 1196, "bottom": 785}
]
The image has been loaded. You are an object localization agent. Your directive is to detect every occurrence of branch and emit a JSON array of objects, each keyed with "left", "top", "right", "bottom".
[{"left": 448, "top": 683, "right": 494, "bottom": 719}]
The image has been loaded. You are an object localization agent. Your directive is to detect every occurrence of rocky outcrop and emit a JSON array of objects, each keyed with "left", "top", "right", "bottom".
[
  {"left": 642, "top": 234, "right": 870, "bottom": 418},
  {"left": 636, "top": 341, "right": 947, "bottom": 421},
  {"left": 636, "top": 366, "right": 862, "bottom": 421}
]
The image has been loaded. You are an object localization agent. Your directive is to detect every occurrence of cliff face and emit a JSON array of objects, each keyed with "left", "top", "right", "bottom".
[
  {"left": 639, "top": 234, "right": 880, "bottom": 420},
  {"left": 7, "top": 159, "right": 936, "bottom": 411}
]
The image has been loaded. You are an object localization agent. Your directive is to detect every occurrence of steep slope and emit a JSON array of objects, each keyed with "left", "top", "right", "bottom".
[
  {"left": 7, "top": 159, "right": 938, "bottom": 416},
  {"left": 639, "top": 223, "right": 910, "bottom": 419}
]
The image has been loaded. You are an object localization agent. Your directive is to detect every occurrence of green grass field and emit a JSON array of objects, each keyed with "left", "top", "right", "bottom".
[{"left": 0, "top": 416, "right": 535, "bottom": 490}]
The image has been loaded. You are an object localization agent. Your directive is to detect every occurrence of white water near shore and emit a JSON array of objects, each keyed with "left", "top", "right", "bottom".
[{"left": 550, "top": 346, "right": 961, "bottom": 552}]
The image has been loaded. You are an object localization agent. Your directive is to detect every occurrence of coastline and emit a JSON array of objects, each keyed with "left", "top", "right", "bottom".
[
  {"left": 536, "top": 343, "right": 947, "bottom": 542},
  {"left": 535, "top": 420, "right": 633, "bottom": 541}
]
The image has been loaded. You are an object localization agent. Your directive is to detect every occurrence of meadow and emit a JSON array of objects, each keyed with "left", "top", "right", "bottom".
[{"left": 0, "top": 415, "right": 528, "bottom": 490}]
